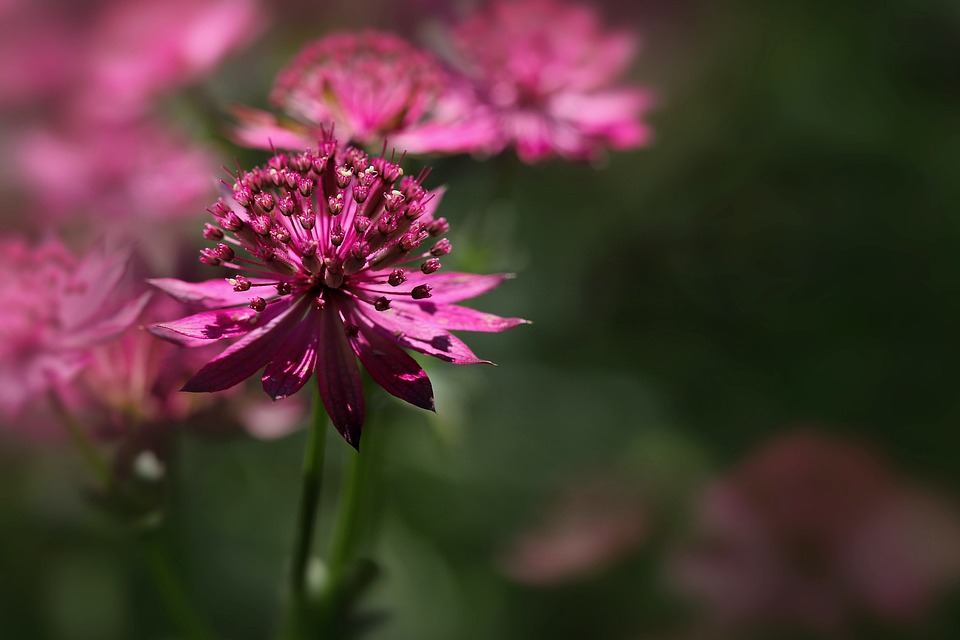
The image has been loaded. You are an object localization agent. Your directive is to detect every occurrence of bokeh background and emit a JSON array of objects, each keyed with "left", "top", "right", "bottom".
[{"left": 1, "top": 0, "right": 959, "bottom": 638}]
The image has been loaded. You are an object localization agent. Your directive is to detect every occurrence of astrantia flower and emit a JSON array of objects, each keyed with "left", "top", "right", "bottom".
[
  {"left": 149, "top": 141, "right": 526, "bottom": 447},
  {"left": 232, "top": 30, "right": 496, "bottom": 156},
  {"left": 0, "top": 238, "right": 149, "bottom": 421},
  {"left": 451, "top": 0, "right": 654, "bottom": 162}
]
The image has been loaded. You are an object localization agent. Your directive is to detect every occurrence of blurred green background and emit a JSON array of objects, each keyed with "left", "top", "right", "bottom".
[{"left": 2, "top": 0, "right": 959, "bottom": 638}]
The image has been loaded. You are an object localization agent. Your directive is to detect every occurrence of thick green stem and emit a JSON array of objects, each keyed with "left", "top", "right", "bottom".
[
  {"left": 287, "top": 392, "right": 329, "bottom": 635},
  {"left": 142, "top": 534, "right": 215, "bottom": 640}
]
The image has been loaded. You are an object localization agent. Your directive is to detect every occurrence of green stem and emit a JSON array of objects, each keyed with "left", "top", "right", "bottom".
[
  {"left": 48, "top": 392, "right": 112, "bottom": 489},
  {"left": 317, "top": 425, "right": 373, "bottom": 630},
  {"left": 142, "top": 534, "right": 215, "bottom": 640},
  {"left": 287, "top": 392, "right": 329, "bottom": 635}
]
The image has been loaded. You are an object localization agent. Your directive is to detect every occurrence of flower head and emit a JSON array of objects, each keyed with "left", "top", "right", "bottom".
[
  {"left": 451, "top": 0, "right": 653, "bottom": 162},
  {"left": 232, "top": 30, "right": 496, "bottom": 156},
  {"left": 150, "top": 140, "right": 526, "bottom": 448},
  {"left": 670, "top": 430, "right": 960, "bottom": 634},
  {"left": 0, "top": 237, "right": 149, "bottom": 422}
]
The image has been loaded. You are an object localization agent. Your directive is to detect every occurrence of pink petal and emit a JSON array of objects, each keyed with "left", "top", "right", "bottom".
[
  {"left": 59, "top": 291, "right": 152, "bottom": 348},
  {"left": 59, "top": 243, "right": 132, "bottom": 331},
  {"left": 147, "top": 277, "right": 273, "bottom": 308},
  {"left": 149, "top": 298, "right": 291, "bottom": 344},
  {"left": 229, "top": 105, "right": 319, "bottom": 151},
  {"left": 316, "top": 304, "right": 365, "bottom": 449},
  {"left": 358, "top": 304, "right": 490, "bottom": 365},
  {"left": 395, "top": 300, "right": 529, "bottom": 333},
  {"left": 348, "top": 310, "right": 434, "bottom": 411},
  {"left": 390, "top": 271, "right": 514, "bottom": 303},
  {"left": 261, "top": 309, "right": 320, "bottom": 399},
  {"left": 181, "top": 301, "right": 306, "bottom": 393}
]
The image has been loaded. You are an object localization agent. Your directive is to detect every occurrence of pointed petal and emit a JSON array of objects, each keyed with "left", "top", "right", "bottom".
[
  {"left": 358, "top": 305, "right": 489, "bottom": 365},
  {"left": 58, "top": 291, "right": 152, "bottom": 348},
  {"left": 395, "top": 300, "right": 529, "bottom": 333},
  {"left": 316, "top": 305, "right": 365, "bottom": 449},
  {"left": 148, "top": 277, "right": 274, "bottom": 308},
  {"left": 149, "top": 298, "right": 291, "bottom": 344},
  {"left": 348, "top": 311, "right": 434, "bottom": 411},
  {"left": 261, "top": 310, "right": 320, "bottom": 399},
  {"left": 381, "top": 271, "right": 514, "bottom": 304},
  {"left": 59, "top": 243, "right": 133, "bottom": 330},
  {"left": 181, "top": 302, "right": 305, "bottom": 393},
  {"left": 229, "top": 105, "right": 318, "bottom": 151}
]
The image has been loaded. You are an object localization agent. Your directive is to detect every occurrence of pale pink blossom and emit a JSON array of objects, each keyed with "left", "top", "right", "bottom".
[
  {"left": 77, "top": 0, "right": 266, "bottom": 122},
  {"left": 451, "top": 0, "right": 654, "bottom": 162},
  {"left": 670, "top": 430, "right": 960, "bottom": 635},
  {"left": 232, "top": 30, "right": 497, "bottom": 156},
  {"left": 16, "top": 118, "right": 218, "bottom": 237},
  {"left": 0, "top": 238, "right": 149, "bottom": 422}
]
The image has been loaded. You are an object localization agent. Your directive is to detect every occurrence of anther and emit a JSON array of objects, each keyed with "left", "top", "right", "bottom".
[
  {"left": 430, "top": 238, "right": 452, "bottom": 257},
  {"left": 229, "top": 275, "right": 251, "bottom": 292},
  {"left": 276, "top": 282, "right": 293, "bottom": 295},
  {"left": 203, "top": 223, "right": 224, "bottom": 240},
  {"left": 420, "top": 258, "right": 441, "bottom": 274},
  {"left": 411, "top": 284, "right": 433, "bottom": 299},
  {"left": 388, "top": 269, "right": 406, "bottom": 286},
  {"left": 249, "top": 297, "right": 267, "bottom": 312},
  {"left": 374, "top": 296, "right": 391, "bottom": 311}
]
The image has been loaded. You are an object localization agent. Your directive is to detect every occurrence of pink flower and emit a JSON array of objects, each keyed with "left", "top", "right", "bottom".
[
  {"left": 77, "top": 0, "right": 266, "bottom": 122},
  {"left": 451, "top": 0, "right": 654, "bottom": 162},
  {"left": 16, "top": 117, "right": 218, "bottom": 238},
  {"left": 149, "top": 140, "right": 527, "bottom": 447},
  {"left": 232, "top": 30, "right": 497, "bottom": 156},
  {"left": 670, "top": 430, "right": 960, "bottom": 635},
  {"left": 0, "top": 238, "right": 149, "bottom": 422}
]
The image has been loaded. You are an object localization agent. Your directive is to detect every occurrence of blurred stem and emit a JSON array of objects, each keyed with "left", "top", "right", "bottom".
[
  {"left": 48, "top": 391, "right": 111, "bottom": 489},
  {"left": 317, "top": 424, "right": 373, "bottom": 630},
  {"left": 287, "top": 392, "right": 329, "bottom": 636},
  {"left": 141, "top": 533, "right": 215, "bottom": 640}
]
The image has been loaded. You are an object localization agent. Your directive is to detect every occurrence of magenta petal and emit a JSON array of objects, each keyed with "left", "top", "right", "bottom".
[
  {"left": 359, "top": 305, "right": 490, "bottom": 365},
  {"left": 395, "top": 300, "right": 529, "bottom": 333},
  {"left": 349, "top": 312, "right": 434, "bottom": 411},
  {"left": 390, "top": 271, "right": 513, "bottom": 303},
  {"left": 59, "top": 243, "right": 132, "bottom": 331},
  {"left": 147, "top": 277, "right": 273, "bottom": 309},
  {"left": 316, "top": 306, "right": 365, "bottom": 449},
  {"left": 149, "top": 298, "right": 291, "bottom": 344},
  {"left": 181, "top": 302, "right": 305, "bottom": 393},
  {"left": 261, "top": 310, "right": 320, "bottom": 399}
]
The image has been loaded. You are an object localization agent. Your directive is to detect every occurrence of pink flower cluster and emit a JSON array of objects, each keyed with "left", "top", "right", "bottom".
[{"left": 233, "top": 0, "right": 652, "bottom": 162}]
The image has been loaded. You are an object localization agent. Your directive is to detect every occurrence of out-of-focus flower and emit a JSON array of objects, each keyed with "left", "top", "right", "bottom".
[
  {"left": 77, "top": 0, "right": 266, "bottom": 122},
  {"left": 149, "top": 140, "right": 527, "bottom": 447},
  {"left": 232, "top": 30, "right": 497, "bottom": 155},
  {"left": 500, "top": 476, "right": 649, "bottom": 585},
  {"left": 0, "top": 238, "right": 149, "bottom": 422},
  {"left": 670, "top": 430, "right": 960, "bottom": 636},
  {"left": 450, "top": 0, "right": 653, "bottom": 162},
  {"left": 16, "top": 118, "right": 217, "bottom": 241}
]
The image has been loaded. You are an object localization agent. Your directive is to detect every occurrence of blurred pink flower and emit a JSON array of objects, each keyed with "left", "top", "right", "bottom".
[
  {"left": 451, "top": 0, "right": 654, "bottom": 162},
  {"left": 670, "top": 430, "right": 960, "bottom": 635},
  {"left": 500, "top": 477, "right": 649, "bottom": 585},
  {"left": 77, "top": 0, "right": 266, "bottom": 122},
  {"left": 232, "top": 30, "right": 497, "bottom": 155},
  {"left": 0, "top": 238, "right": 149, "bottom": 422},
  {"left": 149, "top": 141, "right": 526, "bottom": 448},
  {"left": 16, "top": 117, "right": 217, "bottom": 236}
]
